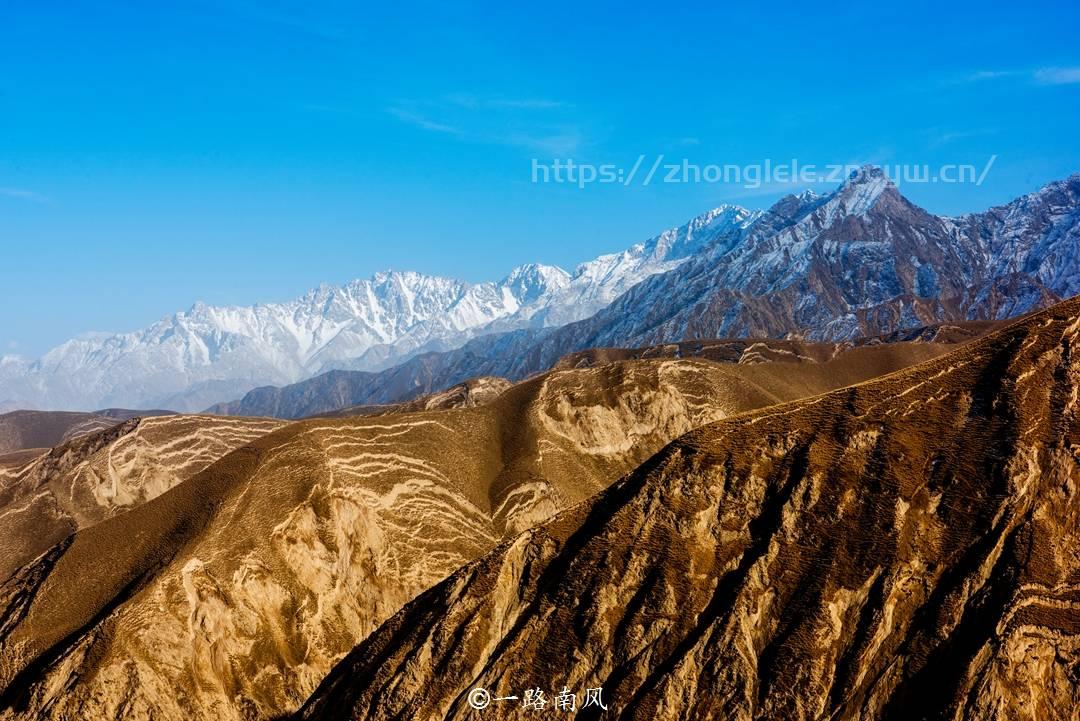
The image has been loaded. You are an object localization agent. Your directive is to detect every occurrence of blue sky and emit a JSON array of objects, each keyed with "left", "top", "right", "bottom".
[{"left": 2, "top": 0, "right": 1079, "bottom": 356}]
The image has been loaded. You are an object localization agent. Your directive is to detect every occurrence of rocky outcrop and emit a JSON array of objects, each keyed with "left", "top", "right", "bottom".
[{"left": 296, "top": 296, "right": 1080, "bottom": 721}]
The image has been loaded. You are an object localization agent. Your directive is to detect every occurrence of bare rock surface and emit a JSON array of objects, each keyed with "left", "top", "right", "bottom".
[
  {"left": 0, "top": 346, "right": 944, "bottom": 721},
  {"left": 297, "top": 296, "right": 1080, "bottom": 721}
]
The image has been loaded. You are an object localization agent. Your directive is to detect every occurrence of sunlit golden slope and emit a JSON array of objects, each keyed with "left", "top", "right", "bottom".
[
  {"left": 0, "top": 339, "right": 951, "bottom": 721},
  {"left": 296, "top": 298, "right": 1080, "bottom": 721},
  {"left": 0, "top": 414, "right": 285, "bottom": 581}
]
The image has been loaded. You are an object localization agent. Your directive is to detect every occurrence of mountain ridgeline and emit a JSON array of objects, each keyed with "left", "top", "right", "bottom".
[
  {"left": 214, "top": 168, "right": 1080, "bottom": 419},
  {"left": 5, "top": 168, "right": 1080, "bottom": 417},
  {"left": 0, "top": 207, "right": 759, "bottom": 411}
]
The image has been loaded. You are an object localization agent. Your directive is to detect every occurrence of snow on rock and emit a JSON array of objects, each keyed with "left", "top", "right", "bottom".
[{"left": 0, "top": 207, "right": 759, "bottom": 411}]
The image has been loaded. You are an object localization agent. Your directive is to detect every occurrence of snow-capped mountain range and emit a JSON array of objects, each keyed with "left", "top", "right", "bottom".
[
  {"left": 7, "top": 166, "right": 1079, "bottom": 415},
  {"left": 211, "top": 165, "right": 1080, "bottom": 420},
  {"left": 0, "top": 205, "right": 760, "bottom": 411}
]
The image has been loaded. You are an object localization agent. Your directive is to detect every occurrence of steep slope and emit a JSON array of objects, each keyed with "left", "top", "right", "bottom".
[
  {"left": 0, "top": 346, "right": 940, "bottom": 721},
  {"left": 296, "top": 296, "right": 1080, "bottom": 721},
  {"left": 0, "top": 414, "right": 285, "bottom": 581},
  {"left": 0, "top": 206, "right": 757, "bottom": 412}
]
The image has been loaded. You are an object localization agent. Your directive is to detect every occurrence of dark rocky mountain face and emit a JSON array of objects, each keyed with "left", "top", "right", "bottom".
[
  {"left": 543, "top": 169, "right": 1078, "bottom": 353},
  {"left": 294, "top": 295, "right": 1080, "bottom": 721},
  {"left": 210, "top": 170, "right": 1080, "bottom": 420}
]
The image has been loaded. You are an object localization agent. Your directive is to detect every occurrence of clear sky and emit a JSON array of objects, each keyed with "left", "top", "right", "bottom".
[{"left": 2, "top": 0, "right": 1080, "bottom": 356}]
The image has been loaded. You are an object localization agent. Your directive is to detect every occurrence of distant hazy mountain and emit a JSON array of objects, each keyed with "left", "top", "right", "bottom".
[
  {"left": 0, "top": 206, "right": 759, "bottom": 411},
  {"left": 214, "top": 167, "right": 1080, "bottom": 418}
]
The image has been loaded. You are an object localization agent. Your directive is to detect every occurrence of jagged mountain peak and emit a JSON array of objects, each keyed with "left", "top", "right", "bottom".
[
  {"left": 827, "top": 164, "right": 898, "bottom": 216},
  {"left": 643, "top": 203, "right": 761, "bottom": 260},
  {"left": 843, "top": 162, "right": 888, "bottom": 183},
  {"left": 499, "top": 263, "right": 572, "bottom": 305},
  {"left": 500, "top": 262, "right": 571, "bottom": 287}
]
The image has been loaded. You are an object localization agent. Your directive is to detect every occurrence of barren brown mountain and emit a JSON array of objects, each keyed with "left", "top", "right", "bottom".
[
  {"left": 0, "top": 339, "right": 954, "bottom": 721},
  {"left": 314, "top": 376, "right": 514, "bottom": 418},
  {"left": 554, "top": 320, "right": 998, "bottom": 371},
  {"left": 0, "top": 414, "right": 285, "bottom": 581},
  {"left": 296, "top": 297, "right": 1080, "bottom": 721},
  {"left": 0, "top": 410, "right": 150, "bottom": 454}
]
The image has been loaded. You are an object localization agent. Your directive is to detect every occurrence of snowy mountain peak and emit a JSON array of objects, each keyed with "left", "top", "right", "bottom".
[
  {"left": 500, "top": 263, "right": 572, "bottom": 304},
  {"left": 647, "top": 204, "right": 761, "bottom": 261},
  {"left": 815, "top": 164, "right": 896, "bottom": 218},
  {"left": 844, "top": 164, "right": 888, "bottom": 183}
]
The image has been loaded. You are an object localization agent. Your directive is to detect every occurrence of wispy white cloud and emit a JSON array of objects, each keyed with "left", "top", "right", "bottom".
[
  {"left": 1034, "top": 66, "right": 1080, "bottom": 85},
  {"left": 927, "top": 128, "right": 998, "bottom": 148},
  {"left": 384, "top": 94, "right": 586, "bottom": 155},
  {"left": 446, "top": 94, "right": 570, "bottom": 110},
  {"left": 953, "top": 66, "right": 1080, "bottom": 86},
  {"left": 0, "top": 187, "right": 50, "bottom": 204},
  {"left": 385, "top": 107, "right": 465, "bottom": 136},
  {"left": 962, "top": 70, "right": 1022, "bottom": 82},
  {"left": 193, "top": 0, "right": 345, "bottom": 41},
  {"left": 504, "top": 130, "right": 584, "bottom": 155}
]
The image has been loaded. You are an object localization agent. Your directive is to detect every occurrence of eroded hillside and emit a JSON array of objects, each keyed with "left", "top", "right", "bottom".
[
  {"left": 0, "top": 414, "right": 285, "bottom": 581},
  {"left": 0, "top": 346, "right": 947, "bottom": 721},
  {"left": 297, "top": 298, "right": 1080, "bottom": 721}
]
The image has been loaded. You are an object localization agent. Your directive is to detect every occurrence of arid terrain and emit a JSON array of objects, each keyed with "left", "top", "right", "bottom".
[
  {"left": 0, "top": 409, "right": 173, "bottom": 455},
  {"left": 0, "top": 334, "right": 968, "bottom": 721},
  {"left": 296, "top": 296, "right": 1080, "bottom": 721},
  {"left": 0, "top": 414, "right": 285, "bottom": 581},
  {"left": 3, "top": 5, "right": 1076, "bottom": 718}
]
